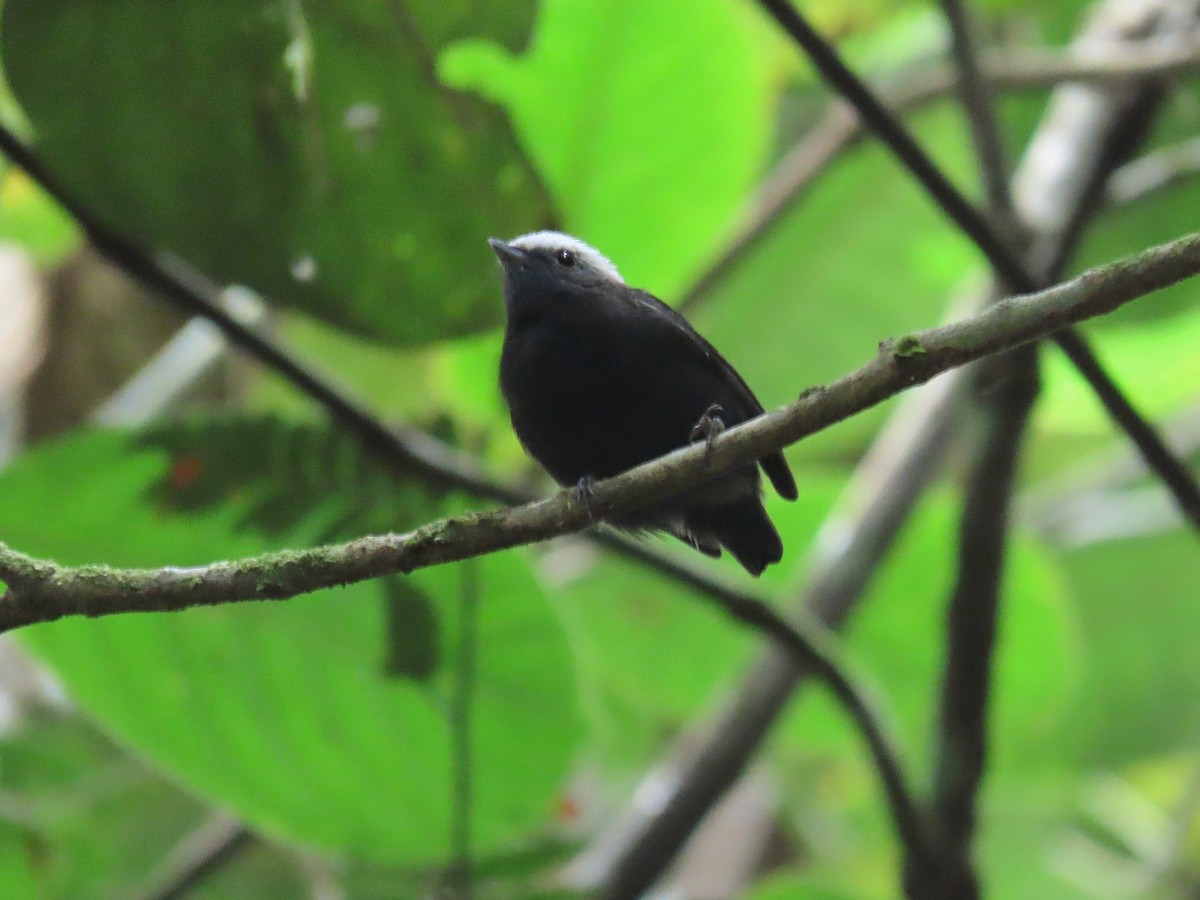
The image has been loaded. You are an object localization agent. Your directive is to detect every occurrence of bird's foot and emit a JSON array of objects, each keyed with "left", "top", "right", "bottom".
[
  {"left": 689, "top": 403, "right": 726, "bottom": 457},
  {"left": 574, "top": 475, "right": 599, "bottom": 524}
]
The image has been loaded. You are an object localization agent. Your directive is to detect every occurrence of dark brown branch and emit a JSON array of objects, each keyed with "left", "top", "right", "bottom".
[
  {"left": 2, "top": 229, "right": 1199, "bottom": 623},
  {"left": 753, "top": 0, "right": 1200, "bottom": 532},
  {"left": 940, "top": 0, "right": 1013, "bottom": 214},
  {"left": 920, "top": 3, "right": 1180, "bottom": 891},
  {"left": 917, "top": 350, "right": 1039, "bottom": 900},
  {"left": 911, "top": 5, "right": 1031, "bottom": 897}
]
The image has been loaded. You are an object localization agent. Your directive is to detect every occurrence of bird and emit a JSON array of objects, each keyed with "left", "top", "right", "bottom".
[{"left": 489, "top": 230, "right": 797, "bottom": 576}]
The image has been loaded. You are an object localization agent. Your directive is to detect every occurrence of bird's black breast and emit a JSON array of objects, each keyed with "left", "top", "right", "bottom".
[{"left": 499, "top": 292, "right": 757, "bottom": 486}]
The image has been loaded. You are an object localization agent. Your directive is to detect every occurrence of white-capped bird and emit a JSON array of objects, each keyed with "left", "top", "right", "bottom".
[{"left": 490, "top": 231, "right": 796, "bottom": 575}]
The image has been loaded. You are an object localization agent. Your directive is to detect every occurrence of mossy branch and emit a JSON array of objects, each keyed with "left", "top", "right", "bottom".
[{"left": 2, "top": 229, "right": 1199, "bottom": 630}]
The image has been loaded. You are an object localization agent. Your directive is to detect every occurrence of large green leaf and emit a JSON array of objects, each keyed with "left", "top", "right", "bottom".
[
  {"left": 0, "top": 0, "right": 552, "bottom": 344},
  {"left": 0, "top": 423, "right": 583, "bottom": 864},
  {"left": 1046, "top": 528, "right": 1200, "bottom": 766},
  {"left": 0, "top": 711, "right": 309, "bottom": 900},
  {"left": 441, "top": 0, "right": 779, "bottom": 297}
]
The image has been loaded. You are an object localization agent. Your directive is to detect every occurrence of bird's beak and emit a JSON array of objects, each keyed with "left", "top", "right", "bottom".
[{"left": 488, "top": 238, "right": 528, "bottom": 268}]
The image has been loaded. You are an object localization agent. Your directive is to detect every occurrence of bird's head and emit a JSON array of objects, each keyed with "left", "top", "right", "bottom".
[{"left": 488, "top": 231, "right": 624, "bottom": 309}]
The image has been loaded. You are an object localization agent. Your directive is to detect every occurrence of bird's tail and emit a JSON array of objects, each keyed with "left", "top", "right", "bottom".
[{"left": 687, "top": 497, "right": 783, "bottom": 577}]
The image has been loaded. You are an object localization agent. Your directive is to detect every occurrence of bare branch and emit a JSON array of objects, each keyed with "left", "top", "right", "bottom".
[
  {"left": 753, "top": 0, "right": 1200, "bottom": 531},
  {"left": 940, "top": 0, "right": 1014, "bottom": 214},
  {"left": 0, "top": 117, "right": 926, "bottom": 871},
  {"left": 1, "top": 229, "right": 1198, "bottom": 625},
  {"left": 0, "top": 118, "right": 834, "bottom": 678},
  {"left": 129, "top": 814, "right": 253, "bottom": 900},
  {"left": 599, "top": 372, "right": 964, "bottom": 897}
]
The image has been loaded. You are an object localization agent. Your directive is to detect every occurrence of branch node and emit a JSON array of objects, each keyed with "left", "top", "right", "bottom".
[{"left": 889, "top": 334, "right": 929, "bottom": 360}]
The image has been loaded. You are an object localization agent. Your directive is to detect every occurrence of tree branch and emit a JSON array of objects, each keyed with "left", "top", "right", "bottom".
[
  {"left": 599, "top": 370, "right": 964, "bottom": 897},
  {"left": 1107, "top": 135, "right": 1200, "bottom": 206},
  {"left": 679, "top": 41, "right": 1200, "bottom": 312},
  {"left": 753, "top": 0, "right": 1200, "bottom": 532},
  {"left": 912, "top": 5, "right": 1031, "bottom": 897},
  {"left": 919, "top": 3, "right": 1183, "bottom": 894},
  {"left": 2, "top": 229, "right": 1198, "bottom": 625},
  {"left": 129, "top": 814, "right": 254, "bottom": 900},
  {"left": 0, "top": 120, "right": 925, "bottom": 871},
  {"left": 940, "top": 0, "right": 1013, "bottom": 215},
  {"left": 0, "top": 118, "right": 830, "bottom": 677},
  {"left": 918, "top": 350, "right": 1039, "bottom": 900}
]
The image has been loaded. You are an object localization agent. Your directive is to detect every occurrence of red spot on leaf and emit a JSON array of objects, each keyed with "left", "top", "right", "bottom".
[
  {"left": 554, "top": 793, "right": 581, "bottom": 823},
  {"left": 168, "top": 455, "right": 204, "bottom": 492}
]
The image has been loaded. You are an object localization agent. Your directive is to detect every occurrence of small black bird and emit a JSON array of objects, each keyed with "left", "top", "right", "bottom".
[{"left": 490, "top": 231, "right": 797, "bottom": 576}]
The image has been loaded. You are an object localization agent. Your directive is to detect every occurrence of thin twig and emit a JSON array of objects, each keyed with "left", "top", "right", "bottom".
[
  {"left": 3, "top": 229, "right": 1200, "bottom": 622},
  {"left": 1107, "top": 135, "right": 1200, "bottom": 206},
  {"left": 129, "top": 814, "right": 254, "bottom": 900},
  {"left": 753, "top": 0, "right": 1200, "bottom": 532},
  {"left": 940, "top": 0, "right": 1013, "bottom": 215}
]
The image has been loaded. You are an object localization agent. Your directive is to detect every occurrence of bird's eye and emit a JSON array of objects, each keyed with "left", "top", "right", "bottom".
[{"left": 555, "top": 248, "right": 576, "bottom": 267}]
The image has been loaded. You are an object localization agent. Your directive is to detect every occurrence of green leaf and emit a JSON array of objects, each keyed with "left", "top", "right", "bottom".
[
  {"left": 0, "top": 423, "right": 583, "bottom": 864},
  {"left": 778, "top": 487, "right": 1079, "bottom": 773},
  {"left": 0, "top": 0, "right": 553, "bottom": 344},
  {"left": 0, "top": 166, "right": 78, "bottom": 264},
  {"left": 0, "top": 827, "right": 35, "bottom": 900},
  {"left": 441, "top": 0, "right": 779, "bottom": 296},
  {"left": 1047, "top": 528, "right": 1200, "bottom": 765}
]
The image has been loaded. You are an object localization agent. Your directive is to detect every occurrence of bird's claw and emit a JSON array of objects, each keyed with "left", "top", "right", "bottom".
[
  {"left": 574, "top": 475, "right": 599, "bottom": 524},
  {"left": 689, "top": 403, "right": 726, "bottom": 456}
]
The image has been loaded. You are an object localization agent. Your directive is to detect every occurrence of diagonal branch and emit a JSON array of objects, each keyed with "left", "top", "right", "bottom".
[
  {"left": 920, "top": 3, "right": 1186, "bottom": 895},
  {"left": 599, "top": 370, "right": 964, "bottom": 898},
  {"left": 0, "top": 120, "right": 925, "bottom": 870},
  {"left": 753, "top": 0, "right": 1200, "bottom": 532},
  {"left": 680, "top": 41, "right": 1200, "bottom": 311},
  {"left": 2, "top": 228, "right": 1199, "bottom": 626},
  {"left": 0, "top": 119, "right": 806, "bottom": 655},
  {"left": 940, "top": 0, "right": 1013, "bottom": 214}
]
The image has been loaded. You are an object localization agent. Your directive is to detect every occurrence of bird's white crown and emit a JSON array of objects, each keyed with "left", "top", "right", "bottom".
[{"left": 508, "top": 230, "right": 624, "bottom": 284}]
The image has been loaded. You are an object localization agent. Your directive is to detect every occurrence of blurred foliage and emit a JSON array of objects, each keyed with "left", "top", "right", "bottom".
[
  {"left": 0, "top": 423, "right": 583, "bottom": 867},
  {"left": 0, "top": 0, "right": 1198, "bottom": 896},
  {"left": 0, "top": 0, "right": 553, "bottom": 344}
]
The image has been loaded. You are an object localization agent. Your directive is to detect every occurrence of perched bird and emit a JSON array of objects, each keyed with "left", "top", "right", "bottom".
[{"left": 489, "top": 231, "right": 797, "bottom": 576}]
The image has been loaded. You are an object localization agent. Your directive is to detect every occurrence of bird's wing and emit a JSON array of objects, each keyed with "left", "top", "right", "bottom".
[{"left": 629, "top": 289, "right": 798, "bottom": 501}]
